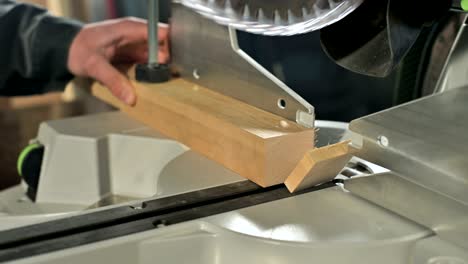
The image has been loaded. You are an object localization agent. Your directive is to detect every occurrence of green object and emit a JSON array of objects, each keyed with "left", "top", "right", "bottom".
[
  {"left": 462, "top": 0, "right": 468, "bottom": 11},
  {"left": 17, "top": 143, "right": 41, "bottom": 177}
]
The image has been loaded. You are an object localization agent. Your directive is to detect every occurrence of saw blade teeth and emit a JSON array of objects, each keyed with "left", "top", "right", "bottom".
[
  {"left": 224, "top": 0, "right": 235, "bottom": 17},
  {"left": 313, "top": 4, "right": 322, "bottom": 17},
  {"left": 182, "top": 0, "right": 364, "bottom": 35},
  {"left": 224, "top": 0, "right": 231, "bottom": 9},
  {"left": 207, "top": 0, "right": 216, "bottom": 8},
  {"left": 273, "top": 10, "right": 282, "bottom": 25},
  {"left": 257, "top": 8, "right": 266, "bottom": 23},
  {"left": 242, "top": 4, "right": 251, "bottom": 20},
  {"left": 287, "top": 10, "right": 295, "bottom": 24},
  {"left": 302, "top": 7, "right": 309, "bottom": 19}
]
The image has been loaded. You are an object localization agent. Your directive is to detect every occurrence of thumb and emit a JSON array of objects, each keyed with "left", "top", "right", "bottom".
[{"left": 88, "top": 56, "right": 137, "bottom": 106}]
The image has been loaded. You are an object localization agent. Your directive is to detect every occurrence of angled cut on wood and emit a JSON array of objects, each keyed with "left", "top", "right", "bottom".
[
  {"left": 92, "top": 70, "right": 315, "bottom": 187},
  {"left": 285, "top": 141, "right": 358, "bottom": 193}
]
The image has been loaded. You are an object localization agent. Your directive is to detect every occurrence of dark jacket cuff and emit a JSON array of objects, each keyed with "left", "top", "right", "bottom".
[{"left": 32, "top": 14, "right": 83, "bottom": 93}]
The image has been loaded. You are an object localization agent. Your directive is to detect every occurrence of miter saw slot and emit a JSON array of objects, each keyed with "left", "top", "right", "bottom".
[{"left": 0, "top": 180, "right": 337, "bottom": 262}]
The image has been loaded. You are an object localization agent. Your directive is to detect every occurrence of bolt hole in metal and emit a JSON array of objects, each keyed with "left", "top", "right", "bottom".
[
  {"left": 193, "top": 69, "right": 200, "bottom": 79},
  {"left": 277, "top": 98, "right": 287, "bottom": 109},
  {"left": 153, "top": 219, "right": 170, "bottom": 228},
  {"left": 377, "top": 135, "right": 389, "bottom": 147},
  {"left": 130, "top": 202, "right": 147, "bottom": 210}
]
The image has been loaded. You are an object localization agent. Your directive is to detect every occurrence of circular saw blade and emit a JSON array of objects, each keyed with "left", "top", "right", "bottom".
[{"left": 180, "top": 0, "right": 363, "bottom": 35}]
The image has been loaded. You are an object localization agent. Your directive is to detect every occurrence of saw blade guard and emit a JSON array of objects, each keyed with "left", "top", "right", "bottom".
[{"left": 179, "top": 0, "right": 363, "bottom": 36}]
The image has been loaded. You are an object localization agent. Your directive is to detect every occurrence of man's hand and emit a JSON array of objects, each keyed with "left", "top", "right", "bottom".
[{"left": 67, "top": 18, "right": 170, "bottom": 106}]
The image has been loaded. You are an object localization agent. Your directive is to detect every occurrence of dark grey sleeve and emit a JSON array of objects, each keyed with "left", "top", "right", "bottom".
[{"left": 0, "top": 0, "right": 83, "bottom": 96}]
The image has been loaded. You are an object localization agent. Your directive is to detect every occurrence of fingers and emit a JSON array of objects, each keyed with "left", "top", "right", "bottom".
[
  {"left": 158, "top": 23, "right": 169, "bottom": 43},
  {"left": 114, "top": 43, "right": 149, "bottom": 64},
  {"left": 158, "top": 25, "right": 170, "bottom": 64},
  {"left": 110, "top": 18, "right": 148, "bottom": 46},
  {"left": 86, "top": 55, "right": 137, "bottom": 106},
  {"left": 105, "top": 19, "right": 170, "bottom": 64},
  {"left": 159, "top": 49, "right": 169, "bottom": 64},
  {"left": 113, "top": 23, "right": 170, "bottom": 64},
  {"left": 67, "top": 17, "right": 171, "bottom": 107}
]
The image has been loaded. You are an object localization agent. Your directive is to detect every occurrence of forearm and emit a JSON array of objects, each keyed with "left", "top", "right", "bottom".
[{"left": 0, "top": 0, "right": 82, "bottom": 96}]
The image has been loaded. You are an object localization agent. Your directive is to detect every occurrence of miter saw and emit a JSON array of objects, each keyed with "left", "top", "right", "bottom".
[{"left": 1, "top": 0, "right": 468, "bottom": 263}]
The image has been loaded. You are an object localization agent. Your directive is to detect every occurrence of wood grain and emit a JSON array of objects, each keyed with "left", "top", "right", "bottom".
[
  {"left": 284, "top": 141, "right": 358, "bottom": 193},
  {"left": 92, "top": 74, "right": 314, "bottom": 187}
]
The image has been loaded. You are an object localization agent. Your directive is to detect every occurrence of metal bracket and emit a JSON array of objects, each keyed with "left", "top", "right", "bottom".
[
  {"left": 349, "top": 86, "right": 468, "bottom": 206},
  {"left": 170, "top": 3, "right": 315, "bottom": 127}
]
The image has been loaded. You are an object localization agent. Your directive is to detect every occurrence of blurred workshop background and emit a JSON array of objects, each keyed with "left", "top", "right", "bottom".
[{"left": 1, "top": 0, "right": 422, "bottom": 191}]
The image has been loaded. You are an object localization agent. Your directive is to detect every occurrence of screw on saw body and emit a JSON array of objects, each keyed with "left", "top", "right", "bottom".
[
  {"left": 377, "top": 136, "right": 389, "bottom": 148},
  {"left": 136, "top": 0, "right": 170, "bottom": 83}
]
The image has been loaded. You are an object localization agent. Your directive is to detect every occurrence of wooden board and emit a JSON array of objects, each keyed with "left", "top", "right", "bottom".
[
  {"left": 284, "top": 141, "right": 358, "bottom": 193},
  {"left": 92, "top": 73, "right": 315, "bottom": 187}
]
